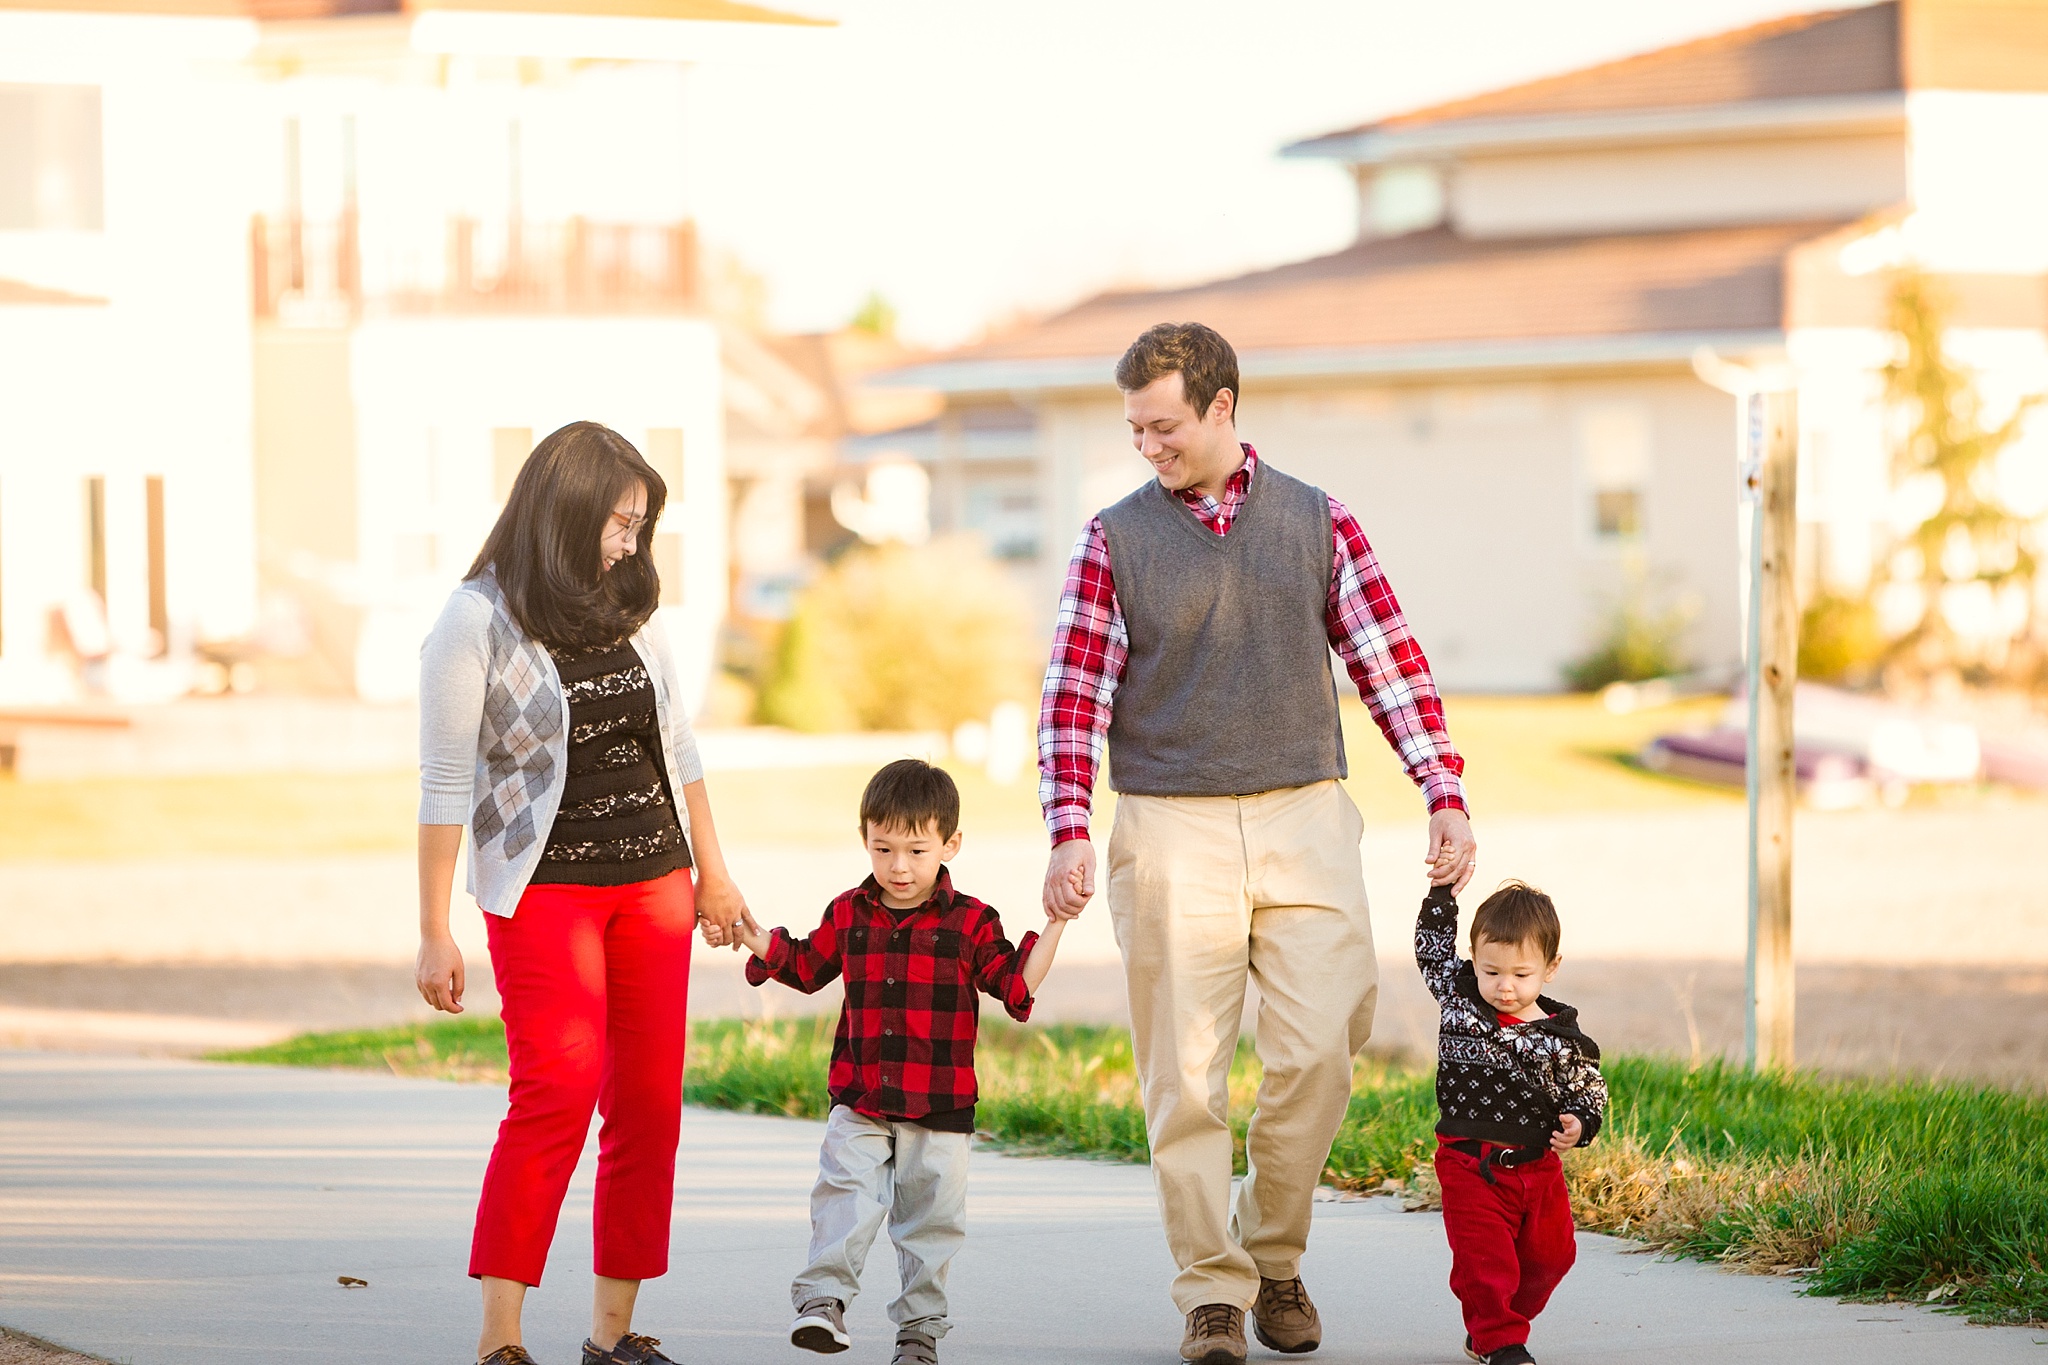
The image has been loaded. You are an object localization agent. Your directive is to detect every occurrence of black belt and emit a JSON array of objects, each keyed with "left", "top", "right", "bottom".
[{"left": 1445, "top": 1138, "right": 1548, "bottom": 1184}]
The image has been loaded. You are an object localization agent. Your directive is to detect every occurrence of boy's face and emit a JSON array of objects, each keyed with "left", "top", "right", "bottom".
[
  {"left": 1471, "top": 935, "right": 1561, "bottom": 1017},
  {"left": 864, "top": 819, "right": 963, "bottom": 909}
]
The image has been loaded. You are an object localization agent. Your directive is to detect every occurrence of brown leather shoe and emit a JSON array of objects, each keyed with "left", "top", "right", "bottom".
[
  {"left": 1180, "top": 1303, "right": 1247, "bottom": 1365},
  {"left": 1252, "top": 1274, "right": 1322, "bottom": 1353},
  {"left": 478, "top": 1348, "right": 538, "bottom": 1365}
]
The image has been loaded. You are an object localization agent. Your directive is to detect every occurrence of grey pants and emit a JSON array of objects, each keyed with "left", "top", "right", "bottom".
[{"left": 791, "top": 1104, "right": 969, "bottom": 1340}]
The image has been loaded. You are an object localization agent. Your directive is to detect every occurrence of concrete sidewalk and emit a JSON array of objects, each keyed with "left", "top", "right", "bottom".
[{"left": 2, "top": 1055, "right": 2043, "bottom": 1364}]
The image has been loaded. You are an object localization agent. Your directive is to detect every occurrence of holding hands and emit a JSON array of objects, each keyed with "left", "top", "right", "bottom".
[{"left": 695, "top": 869, "right": 751, "bottom": 950}]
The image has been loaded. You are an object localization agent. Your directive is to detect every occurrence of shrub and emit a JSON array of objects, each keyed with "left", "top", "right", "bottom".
[
  {"left": 1564, "top": 578, "right": 1693, "bottom": 691},
  {"left": 1799, "top": 591, "right": 1886, "bottom": 685},
  {"left": 755, "top": 538, "right": 1037, "bottom": 732}
]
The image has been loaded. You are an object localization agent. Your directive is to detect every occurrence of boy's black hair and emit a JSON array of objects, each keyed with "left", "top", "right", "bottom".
[
  {"left": 1470, "top": 880, "right": 1561, "bottom": 962},
  {"left": 860, "top": 758, "right": 960, "bottom": 840}
]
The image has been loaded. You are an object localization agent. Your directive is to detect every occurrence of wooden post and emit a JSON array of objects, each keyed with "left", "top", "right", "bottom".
[{"left": 1748, "top": 390, "right": 1799, "bottom": 1071}]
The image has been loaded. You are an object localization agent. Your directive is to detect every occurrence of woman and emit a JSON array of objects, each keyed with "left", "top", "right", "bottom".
[{"left": 415, "top": 421, "right": 747, "bottom": 1365}]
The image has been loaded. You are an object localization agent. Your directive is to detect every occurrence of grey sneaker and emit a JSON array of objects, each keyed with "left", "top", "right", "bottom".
[
  {"left": 892, "top": 1331, "right": 938, "bottom": 1365},
  {"left": 790, "top": 1297, "right": 850, "bottom": 1354}
]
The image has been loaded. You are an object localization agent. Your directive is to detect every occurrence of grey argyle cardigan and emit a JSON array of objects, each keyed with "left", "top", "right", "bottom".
[{"left": 418, "top": 570, "right": 705, "bottom": 917}]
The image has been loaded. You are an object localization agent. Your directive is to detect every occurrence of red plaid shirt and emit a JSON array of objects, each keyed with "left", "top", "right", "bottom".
[
  {"left": 744, "top": 868, "right": 1038, "bottom": 1121},
  {"left": 1039, "top": 445, "right": 1466, "bottom": 846}
]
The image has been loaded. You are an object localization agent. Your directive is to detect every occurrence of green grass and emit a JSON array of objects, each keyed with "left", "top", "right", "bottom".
[
  {"left": 4, "top": 693, "right": 1737, "bottom": 862},
  {"left": 217, "top": 1016, "right": 2048, "bottom": 1325}
]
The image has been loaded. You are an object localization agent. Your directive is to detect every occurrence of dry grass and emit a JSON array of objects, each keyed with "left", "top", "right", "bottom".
[{"left": 3, "top": 693, "right": 1736, "bottom": 863}]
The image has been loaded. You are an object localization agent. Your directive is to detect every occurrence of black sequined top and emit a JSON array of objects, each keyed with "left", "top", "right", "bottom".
[{"left": 532, "top": 639, "right": 692, "bottom": 887}]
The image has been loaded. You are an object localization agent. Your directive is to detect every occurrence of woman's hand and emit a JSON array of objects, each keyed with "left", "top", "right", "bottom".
[
  {"left": 695, "top": 870, "right": 750, "bottom": 951},
  {"left": 417, "top": 933, "right": 466, "bottom": 1014}
]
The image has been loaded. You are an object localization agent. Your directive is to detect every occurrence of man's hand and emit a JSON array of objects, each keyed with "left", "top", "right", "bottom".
[
  {"left": 1042, "top": 839, "right": 1097, "bottom": 921},
  {"left": 1550, "top": 1112, "right": 1584, "bottom": 1153},
  {"left": 1426, "top": 807, "right": 1477, "bottom": 893},
  {"left": 695, "top": 870, "right": 750, "bottom": 950},
  {"left": 416, "top": 933, "right": 466, "bottom": 1014}
]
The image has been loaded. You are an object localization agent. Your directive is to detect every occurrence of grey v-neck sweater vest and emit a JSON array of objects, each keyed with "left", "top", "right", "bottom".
[{"left": 1099, "top": 461, "right": 1348, "bottom": 797}]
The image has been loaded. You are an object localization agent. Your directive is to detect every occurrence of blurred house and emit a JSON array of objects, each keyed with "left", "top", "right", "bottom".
[
  {"left": 0, "top": 0, "right": 826, "bottom": 712},
  {"left": 721, "top": 323, "right": 945, "bottom": 620},
  {"left": 896, "top": 0, "right": 2048, "bottom": 691}
]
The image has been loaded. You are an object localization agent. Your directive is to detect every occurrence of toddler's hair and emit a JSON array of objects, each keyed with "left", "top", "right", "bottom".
[
  {"left": 1470, "top": 880, "right": 1561, "bottom": 961},
  {"left": 860, "top": 758, "right": 961, "bottom": 840}
]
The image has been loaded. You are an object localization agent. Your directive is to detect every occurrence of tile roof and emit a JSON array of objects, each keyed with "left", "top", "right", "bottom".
[
  {"left": 1295, "top": 3, "right": 1899, "bottom": 152},
  {"left": 0, "top": 0, "right": 827, "bottom": 20},
  {"left": 0, "top": 278, "right": 105, "bottom": 306},
  {"left": 946, "top": 220, "right": 1843, "bottom": 368}
]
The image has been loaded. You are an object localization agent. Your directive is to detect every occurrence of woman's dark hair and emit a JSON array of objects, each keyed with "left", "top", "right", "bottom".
[{"left": 466, "top": 421, "right": 667, "bottom": 649}]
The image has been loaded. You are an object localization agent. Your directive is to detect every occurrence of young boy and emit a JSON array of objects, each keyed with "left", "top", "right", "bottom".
[
  {"left": 1414, "top": 880, "right": 1606, "bottom": 1365},
  {"left": 732, "top": 758, "right": 1062, "bottom": 1365}
]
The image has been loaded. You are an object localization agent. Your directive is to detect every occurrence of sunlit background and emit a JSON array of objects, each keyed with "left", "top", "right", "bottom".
[{"left": 1, "top": 0, "right": 2045, "bottom": 1085}]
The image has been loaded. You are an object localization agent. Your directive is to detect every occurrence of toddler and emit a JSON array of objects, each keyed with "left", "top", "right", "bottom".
[
  {"left": 733, "top": 759, "right": 1062, "bottom": 1365},
  {"left": 1415, "top": 880, "right": 1606, "bottom": 1365}
]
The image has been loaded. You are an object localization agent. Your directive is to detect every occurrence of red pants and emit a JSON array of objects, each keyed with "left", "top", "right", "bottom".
[
  {"left": 470, "top": 871, "right": 694, "bottom": 1286},
  {"left": 1436, "top": 1141, "right": 1577, "bottom": 1356}
]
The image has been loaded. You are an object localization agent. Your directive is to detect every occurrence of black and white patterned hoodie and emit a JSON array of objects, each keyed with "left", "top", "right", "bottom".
[{"left": 1415, "top": 884, "right": 1607, "bottom": 1152}]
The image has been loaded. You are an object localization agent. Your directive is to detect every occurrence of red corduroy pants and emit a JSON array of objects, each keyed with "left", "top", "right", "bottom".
[
  {"left": 1435, "top": 1141, "right": 1578, "bottom": 1356},
  {"left": 469, "top": 870, "right": 694, "bottom": 1286}
]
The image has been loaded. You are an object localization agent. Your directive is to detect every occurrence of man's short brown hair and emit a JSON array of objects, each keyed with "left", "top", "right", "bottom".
[
  {"left": 1470, "top": 881, "right": 1561, "bottom": 961},
  {"left": 1115, "top": 321, "right": 1240, "bottom": 419},
  {"left": 860, "top": 758, "right": 960, "bottom": 839}
]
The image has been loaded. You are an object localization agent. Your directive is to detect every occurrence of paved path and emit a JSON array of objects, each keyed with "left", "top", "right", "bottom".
[{"left": 1, "top": 1054, "right": 2042, "bottom": 1365}]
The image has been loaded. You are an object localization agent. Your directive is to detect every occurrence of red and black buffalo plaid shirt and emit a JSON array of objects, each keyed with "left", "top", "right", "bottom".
[{"left": 744, "top": 868, "right": 1038, "bottom": 1122}]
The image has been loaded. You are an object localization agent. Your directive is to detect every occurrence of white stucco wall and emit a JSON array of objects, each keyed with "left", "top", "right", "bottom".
[
  {"left": 1026, "top": 372, "right": 1744, "bottom": 694},
  {"left": 1448, "top": 132, "right": 1907, "bottom": 239},
  {"left": 342, "top": 315, "right": 726, "bottom": 709},
  {"left": 0, "top": 13, "right": 261, "bottom": 705}
]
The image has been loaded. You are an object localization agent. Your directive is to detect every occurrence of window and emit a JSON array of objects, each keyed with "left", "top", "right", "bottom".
[
  {"left": 146, "top": 475, "right": 167, "bottom": 656},
  {"left": 84, "top": 475, "right": 106, "bottom": 601},
  {"left": 0, "top": 85, "right": 103, "bottom": 230},
  {"left": 1577, "top": 405, "right": 1652, "bottom": 544},
  {"left": 491, "top": 428, "right": 533, "bottom": 502},
  {"left": 645, "top": 429, "right": 685, "bottom": 606}
]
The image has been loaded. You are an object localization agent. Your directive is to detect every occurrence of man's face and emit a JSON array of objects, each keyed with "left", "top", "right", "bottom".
[{"left": 1124, "top": 372, "right": 1236, "bottom": 494}]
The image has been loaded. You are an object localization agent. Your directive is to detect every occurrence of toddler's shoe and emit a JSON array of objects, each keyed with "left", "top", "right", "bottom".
[
  {"left": 1466, "top": 1341, "right": 1536, "bottom": 1365},
  {"left": 892, "top": 1329, "right": 938, "bottom": 1365},
  {"left": 790, "top": 1297, "right": 850, "bottom": 1354},
  {"left": 582, "top": 1333, "right": 678, "bottom": 1364}
]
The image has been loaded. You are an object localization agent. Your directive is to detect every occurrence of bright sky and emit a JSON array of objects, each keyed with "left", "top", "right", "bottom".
[{"left": 683, "top": 0, "right": 1868, "bottom": 346}]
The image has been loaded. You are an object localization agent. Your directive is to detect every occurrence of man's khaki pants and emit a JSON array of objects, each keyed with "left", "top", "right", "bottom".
[{"left": 1107, "top": 779, "right": 1377, "bottom": 1312}]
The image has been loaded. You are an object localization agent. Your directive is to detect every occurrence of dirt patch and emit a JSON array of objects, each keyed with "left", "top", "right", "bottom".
[{"left": 0, "top": 1329, "right": 103, "bottom": 1365}]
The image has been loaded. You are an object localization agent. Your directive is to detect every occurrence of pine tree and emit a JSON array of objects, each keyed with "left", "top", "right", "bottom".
[{"left": 1883, "top": 273, "right": 2040, "bottom": 678}]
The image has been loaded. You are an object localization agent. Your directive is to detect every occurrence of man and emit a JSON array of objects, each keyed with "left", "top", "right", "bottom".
[{"left": 1038, "top": 322, "right": 1476, "bottom": 1365}]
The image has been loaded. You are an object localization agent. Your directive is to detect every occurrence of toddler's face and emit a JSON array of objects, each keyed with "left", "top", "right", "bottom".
[
  {"left": 1471, "top": 934, "right": 1561, "bottom": 1018},
  {"left": 864, "top": 820, "right": 963, "bottom": 909}
]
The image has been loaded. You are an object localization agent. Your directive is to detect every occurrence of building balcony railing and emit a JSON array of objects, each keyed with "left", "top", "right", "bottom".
[{"left": 251, "top": 213, "right": 700, "bottom": 320}]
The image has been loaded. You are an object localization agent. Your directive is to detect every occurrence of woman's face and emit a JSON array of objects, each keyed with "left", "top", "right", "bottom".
[{"left": 599, "top": 483, "right": 649, "bottom": 572}]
